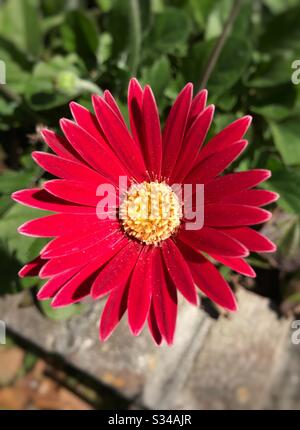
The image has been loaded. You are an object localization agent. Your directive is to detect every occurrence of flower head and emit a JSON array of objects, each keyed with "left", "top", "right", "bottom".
[{"left": 12, "top": 79, "right": 278, "bottom": 345}]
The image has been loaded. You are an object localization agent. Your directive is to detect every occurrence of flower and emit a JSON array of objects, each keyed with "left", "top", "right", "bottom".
[{"left": 12, "top": 79, "right": 278, "bottom": 345}]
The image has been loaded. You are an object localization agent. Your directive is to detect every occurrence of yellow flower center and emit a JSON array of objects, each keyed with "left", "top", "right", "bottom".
[{"left": 120, "top": 181, "right": 182, "bottom": 245}]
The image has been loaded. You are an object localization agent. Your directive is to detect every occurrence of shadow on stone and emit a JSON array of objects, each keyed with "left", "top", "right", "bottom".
[{"left": 6, "top": 327, "right": 131, "bottom": 410}]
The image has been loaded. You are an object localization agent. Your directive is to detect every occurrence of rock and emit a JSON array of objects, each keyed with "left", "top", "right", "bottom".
[
  {"left": 0, "top": 289, "right": 295, "bottom": 409},
  {"left": 168, "top": 289, "right": 291, "bottom": 410},
  {"left": 265, "top": 336, "right": 300, "bottom": 409}
]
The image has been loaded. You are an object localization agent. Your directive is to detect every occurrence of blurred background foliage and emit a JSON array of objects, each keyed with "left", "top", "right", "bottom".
[{"left": 0, "top": 0, "right": 300, "bottom": 318}]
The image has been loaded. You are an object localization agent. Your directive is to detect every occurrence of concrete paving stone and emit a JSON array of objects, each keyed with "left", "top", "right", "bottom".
[{"left": 0, "top": 289, "right": 297, "bottom": 409}]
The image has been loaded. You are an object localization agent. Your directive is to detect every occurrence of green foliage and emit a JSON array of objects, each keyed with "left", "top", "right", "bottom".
[
  {"left": 0, "top": 0, "right": 43, "bottom": 58},
  {"left": 0, "top": 0, "right": 299, "bottom": 312},
  {"left": 184, "top": 36, "right": 252, "bottom": 100},
  {"left": 269, "top": 119, "right": 300, "bottom": 166},
  {"left": 38, "top": 300, "right": 85, "bottom": 321},
  {"left": 146, "top": 7, "right": 192, "bottom": 56}
]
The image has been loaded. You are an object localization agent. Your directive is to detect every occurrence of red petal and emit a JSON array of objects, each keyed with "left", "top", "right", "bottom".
[
  {"left": 18, "top": 256, "right": 45, "bottom": 278},
  {"left": 128, "top": 78, "right": 144, "bottom": 150},
  {"left": 173, "top": 105, "right": 214, "bottom": 182},
  {"left": 99, "top": 282, "right": 129, "bottom": 341},
  {"left": 91, "top": 241, "right": 142, "bottom": 299},
  {"left": 32, "top": 152, "right": 108, "bottom": 185},
  {"left": 70, "top": 102, "right": 104, "bottom": 142},
  {"left": 51, "top": 259, "right": 102, "bottom": 307},
  {"left": 37, "top": 268, "right": 79, "bottom": 300},
  {"left": 128, "top": 247, "right": 153, "bottom": 336},
  {"left": 40, "top": 232, "right": 126, "bottom": 278},
  {"left": 187, "top": 89, "right": 207, "bottom": 127},
  {"left": 185, "top": 140, "right": 248, "bottom": 184},
  {"left": 148, "top": 301, "right": 163, "bottom": 346},
  {"left": 41, "top": 221, "right": 119, "bottom": 258},
  {"left": 104, "top": 90, "right": 126, "bottom": 126},
  {"left": 41, "top": 129, "right": 81, "bottom": 162},
  {"left": 43, "top": 180, "right": 101, "bottom": 207},
  {"left": 210, "top": 254, "right": 256, "bottom": 278},
  {"left": 142, "top": 85, "right": 162, "bottom": 180},
  {"left": 222, "top": 189, "right": 279, "bottom": 206},
  {"left": 18, "top": 213, "right": 99, "bottom": 237},
  {"left": 222, "top": 227, "right": 277, "bottom": 252},
  {"left": 162, "top": 83, "right": 193, "bottom": 179},
  {"left": 152, "top": 247, "right": 177, "bottom": 345},
  {"left": 12, "top": 189, "right": 95, "bottom": 214},
  {"left": 179, "top": 242, "right": 237, "bottom": 311},
  {"left": 60, "top": 119, "right": 127, "bottom": 184},
  {"left": 205, "top": 169, "right": 271, "bottom": 203},
  {"left": 205, "top": 204, "right": 272, "bottom": 227},
  {"left": 179, "top": 226, "right": 249, "bottom": 257},
  {"left": 92, "top": 95, "right": 147, "bottom": 182},
  {"left": 162, "top": 239, "right": 198, "bottom": 305},
  {"left": 198, "top": 115, "right": 252, "bottom": 161}
]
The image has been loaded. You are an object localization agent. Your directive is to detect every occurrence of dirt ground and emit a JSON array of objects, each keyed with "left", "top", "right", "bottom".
[{"left": 0, "top": 342, "right": 94, "bottom": 410}]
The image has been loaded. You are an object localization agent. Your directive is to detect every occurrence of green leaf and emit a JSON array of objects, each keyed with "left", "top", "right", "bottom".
[
  {"left": 38, "top": 300, "right": 85, "bottom": 321},
  {"left": 41, "top": 0, "right": 68, "bottom": 15},
  {"left": 215, "top": 92, "right": 237, "bottom": 111},
  {"left": 204, "top": 0, "right": 252, "bottom": 41},
  {"left": 251, "top": 104, "right": 293, "bottom": 121},
  {"left": 0, "top": 203, "right": 51, "bottom": 263},
  {"left": 24, "top": 55, "right": 84, "bottom": 110},
  {"left": 245, "top": 255, "right": 271, "bottom": 269},
  {"left": 276, "top": 215, "right": 300, "bottom": 261},
  {"left": 212, "top": 113, "right": 237, "bottom": 134},
  {"left": 0, "top": 158, "right": 40, "bottom": 215},
  {"left": 0, "top": 200, "right": 48, "bottom": 292},
  {"left": 107, "top": 0, "right": 132, "bottom": 58},
  {"left": 204, "top": 0, "right": 232, "bottom": 40},
  {"left": 0, "top": 43, "right": 30, "bottom": 94},
  {"left": 248, "top": 55, "right": 295, "bottom": 88},
  {"left": 148, "top": 7, "right": 192, "bottom": 56},
  {"left": 260, "top": 5, "right": 300, "bottom": 53},
  {"left": 0, "top": 97, "right": 18, "bottom": 117},
  {"left": 188, "top": 0, "right": 220, "bottom": 30},
  {"left": 141, "top": 56, "right": 171, "bottom": 100},
  {"left": 61, "top": 10, "right": 99, "bottom": 68},
  {"left": 269, "top": 118, "right": 300, "bottom": 166},
  {"left": 0, "top": 240, "right": 23, "bottom": 295},
  {"left": 0, "top": 0, "right": 43, "bottom": 58},
  {"left": 264, "top": 168, "right": 300, "bottom": 214},
  {"left": 96, "top": 0, "right": 113, "bottom": 12},
  {"left": 0, "top": 169, "right": 35, "bottom": 194},
  {"left": 97, "top": 32, "right": 113, "bottom": 65},
  {"left": 184, "top": 36, "right": 251, "bottom": 99},
  {"left": 263, "top": 0, "right": 300, "bottom": 14}
]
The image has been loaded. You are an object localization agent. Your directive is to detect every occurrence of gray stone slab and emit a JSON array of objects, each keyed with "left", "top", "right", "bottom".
[
  {"left": 265, "top": 335, "right": 300, "bottom": 410},
  {"left": 0, "top": 293, "right": 209, "bottom": 401},
  {"left": 0, "top": 288, "right": 296, "bottom": 409},
  {"left": 170, "top": 289, "right": 292, "bottom": 410}
]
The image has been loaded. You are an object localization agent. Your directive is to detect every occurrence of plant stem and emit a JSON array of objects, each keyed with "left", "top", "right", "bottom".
[
  {"left": 198, "top": 0, "right": 244, "bottom": 91},
  {"left": 129, "top": 0, "right": 142, "bottom": 76}
]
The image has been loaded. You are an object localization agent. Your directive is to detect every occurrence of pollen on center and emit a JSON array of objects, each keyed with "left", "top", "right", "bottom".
[{"left": 119, "top": 181, "right": 182, "bottom": 245}]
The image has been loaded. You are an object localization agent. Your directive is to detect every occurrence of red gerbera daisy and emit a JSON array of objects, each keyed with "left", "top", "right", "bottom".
[{"left": 12, "top": 79, "right": 278, "bottom": 345}]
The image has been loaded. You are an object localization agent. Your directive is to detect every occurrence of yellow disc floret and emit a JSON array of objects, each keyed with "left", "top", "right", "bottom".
[{"left": 119, "top": 181, "right": 182, "bottom": 245}]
